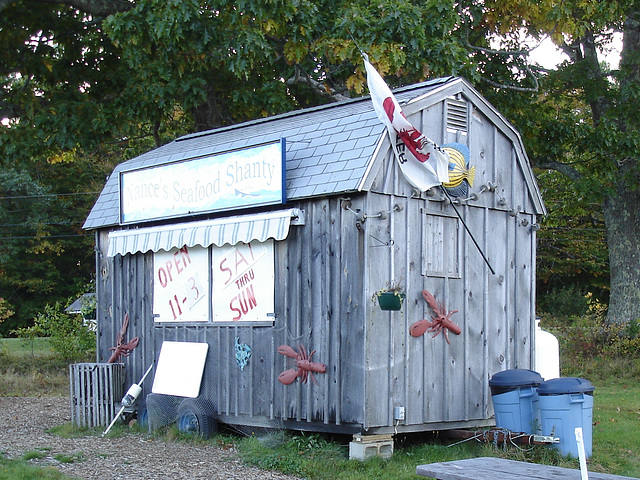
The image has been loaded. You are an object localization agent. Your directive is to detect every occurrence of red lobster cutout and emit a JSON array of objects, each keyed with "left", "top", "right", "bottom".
[
  {"left": 107, "top": 312, "right": 140, "bottom": 363},
  {"left": 409, "top": 290, "right": 461, "bottom": 344},
  {"left": 277, "top": 344, "right": 326, "bottom": 385}
]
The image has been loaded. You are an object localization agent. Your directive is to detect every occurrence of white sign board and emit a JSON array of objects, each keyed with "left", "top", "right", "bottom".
[
  {"left": 119, "top": 139, "right": 286, "bottom": 223},
  {"left": 151, "top": 341, "right": 209, "bottom": 398},
  {"left": 153, "top": 246, "right": 208, "bottom": 322},
  {"left": 212, "top": 240, "right": 275, "bottom": 322}
]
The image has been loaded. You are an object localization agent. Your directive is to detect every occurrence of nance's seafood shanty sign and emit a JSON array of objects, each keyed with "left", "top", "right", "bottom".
[{"left": 119, "top": 139, "right": 285, "bottom": 224}]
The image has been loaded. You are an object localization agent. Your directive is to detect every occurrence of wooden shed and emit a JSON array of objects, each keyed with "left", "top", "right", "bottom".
[{"left": 84, "top": 76, "right": 545, "bottom": 444}]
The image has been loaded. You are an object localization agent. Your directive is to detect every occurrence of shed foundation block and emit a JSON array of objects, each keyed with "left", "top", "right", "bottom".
[{"left": 348, "top": 434, "right": 394, "bottom": 460}]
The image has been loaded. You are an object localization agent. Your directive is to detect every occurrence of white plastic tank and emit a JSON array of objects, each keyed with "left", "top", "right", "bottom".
[{"left": 534, "top": 318, "right": 560, "bottom": 380}]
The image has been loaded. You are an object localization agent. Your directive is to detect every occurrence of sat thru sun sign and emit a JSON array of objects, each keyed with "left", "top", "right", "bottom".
[{"left": 213, "top": 240, "right": 275, "bottom": 322}]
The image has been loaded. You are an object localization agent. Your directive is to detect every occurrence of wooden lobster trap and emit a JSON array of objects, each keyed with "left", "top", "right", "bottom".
[{"left": 70, "top": 362, "right": 125, "bottom": 428}]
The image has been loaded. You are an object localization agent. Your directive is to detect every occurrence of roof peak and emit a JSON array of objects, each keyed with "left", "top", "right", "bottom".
[{"left": 176, "top": 77, "right": 457, "bottom": 143}]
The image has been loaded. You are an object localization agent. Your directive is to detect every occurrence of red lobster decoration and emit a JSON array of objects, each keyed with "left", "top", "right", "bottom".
[
  {"left": 409, "top": 290, "right": 461, "bottom": 344},
  {"left": 277, "top": 344, "right": 326, "bottom": 385},
  {"left": 107, "top": 312, "right": 140, "bottom": 363}
]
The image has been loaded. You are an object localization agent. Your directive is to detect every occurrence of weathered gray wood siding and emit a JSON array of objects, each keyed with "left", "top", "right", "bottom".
[
  {"left": 95, "top": 234, "right": 154, "bottom": 385},
  {"left": 95, "top": 195, "right": 370, "bottom": 432},
  {"left": 361, "top": 97, "right": 538, "bottom": 430}
]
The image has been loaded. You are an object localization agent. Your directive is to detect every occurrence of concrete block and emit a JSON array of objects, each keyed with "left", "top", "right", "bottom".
[{"left": 348, "top": 434, "right": 394, "bottom": 460}]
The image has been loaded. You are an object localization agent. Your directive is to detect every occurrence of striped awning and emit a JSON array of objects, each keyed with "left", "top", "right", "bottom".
[{"left": 107, "top": 208, "right": 304, "bottom": 257}]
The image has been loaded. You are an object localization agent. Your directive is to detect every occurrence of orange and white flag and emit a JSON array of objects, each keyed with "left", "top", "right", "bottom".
[{"left": 364, "top": 55, "right": 449, "bottom": 191}]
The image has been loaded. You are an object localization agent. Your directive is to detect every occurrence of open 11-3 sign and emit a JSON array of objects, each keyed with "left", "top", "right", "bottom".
[{"left": 153, "top": 246, "right": 209, "bottom": 322}]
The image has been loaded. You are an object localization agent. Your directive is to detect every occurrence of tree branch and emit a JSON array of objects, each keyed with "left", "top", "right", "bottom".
[
  {"left": 479, "top": 71, "right": 540, "bottom": 92},
  {"left": 536, "top": 158, "right": 584, "bottom": 181},
  {"left": 1, "top": 0, "right": 134, "bottom": 16},
  {"left": 286, "top": 66, "right": 350, "bottom": 102},
  {"left": 466, "top": 42, "right": 530, "bottom": 57},
  {"left": 465, "top": 41, "right": 541, "bottom": 92},
  {"left": 582, "top": 29, "right": 611, "bottom": 123}
]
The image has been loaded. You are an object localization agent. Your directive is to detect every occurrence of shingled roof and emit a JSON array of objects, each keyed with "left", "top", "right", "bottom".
[{"left": 83, "top": 77, "right": 457, "bottom": 230}]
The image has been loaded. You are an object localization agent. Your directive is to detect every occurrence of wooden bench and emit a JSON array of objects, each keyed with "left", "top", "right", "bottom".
[{"left": 416, "top": 457, "right": 640, "bottom": 480}]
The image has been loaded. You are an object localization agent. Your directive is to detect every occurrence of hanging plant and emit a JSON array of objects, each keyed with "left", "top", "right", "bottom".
[{"left": 373, "top": 282, "right": 406, "bottom": 311}]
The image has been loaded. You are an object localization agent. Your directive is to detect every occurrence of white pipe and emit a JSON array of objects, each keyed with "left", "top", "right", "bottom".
[
  {"left": 102, "top": 364, "right": 154, "bottom": 437},
  {"left": 575, "top": 427, "right": 589, "bottom": 480}
]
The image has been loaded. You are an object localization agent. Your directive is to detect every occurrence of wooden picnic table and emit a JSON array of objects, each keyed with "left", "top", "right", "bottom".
[{"left": 416, "top": 457, "right": 640, "bottom": 480}]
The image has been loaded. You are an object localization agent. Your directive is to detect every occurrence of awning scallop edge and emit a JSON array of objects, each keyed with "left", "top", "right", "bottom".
[{"left": 107, "top": 208, "right": 305, "bottom": 257}]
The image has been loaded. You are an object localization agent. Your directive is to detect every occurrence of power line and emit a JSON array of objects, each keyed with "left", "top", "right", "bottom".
[
  {"left": 0, "top": 234, "right": 93, "bottom": 240},
  {"left": 0, "top": 221, "right": 85, "bottom": 227},
  {"left": 0, "top": 192, "right": 100, "bottom": 200}
]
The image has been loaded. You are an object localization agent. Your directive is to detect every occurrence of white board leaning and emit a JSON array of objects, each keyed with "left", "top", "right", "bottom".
[{"left": 151, "top": 341, "right": 209, "bottom": 398}]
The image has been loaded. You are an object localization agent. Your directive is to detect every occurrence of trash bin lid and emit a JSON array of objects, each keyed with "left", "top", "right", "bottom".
[
  {"left": 538, "top": 377, "right": 595, "bottom": 395},
  {"left": 489, "top": 369, "right": 544, "bottom": 388}
]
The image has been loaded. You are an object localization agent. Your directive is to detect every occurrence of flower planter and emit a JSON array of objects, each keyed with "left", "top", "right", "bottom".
[{"left": 376, "top": 291, "right": 406, "bottom": 310}]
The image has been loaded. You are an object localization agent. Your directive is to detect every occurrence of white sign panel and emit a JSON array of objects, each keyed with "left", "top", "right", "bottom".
[
  {"left": 212, "top": 240, "right": 275, "bottom": 322},
  {"left": 151, "top": 341, "right": 208, "bottom": 398},
  {"left": 120, "top": 139, "right": 286, "bottom": 224},
  {"left": 153, "top": 246, "right": 209, "bottom": 322}
]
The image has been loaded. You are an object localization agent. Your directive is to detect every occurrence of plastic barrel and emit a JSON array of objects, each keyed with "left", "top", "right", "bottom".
[
  {"left": 538, "top": 377, "right": 595, "bottom": 458},
  {"left": 534, "top": 319, "right": 560, "bottom": 380},
  {"left": 489, "top": 369, "right": 544, "bottom": 434}
]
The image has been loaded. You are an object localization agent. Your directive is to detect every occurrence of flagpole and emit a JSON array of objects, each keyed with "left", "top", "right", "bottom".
[
  {"left": 350, "top": 34, "right": 365, "bottom": 58},
  {"left": 441, "top": 187, "right": 496, "bottom": 275}
]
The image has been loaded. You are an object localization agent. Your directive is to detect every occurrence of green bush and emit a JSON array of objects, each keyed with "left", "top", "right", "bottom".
[
  {"left": 537, "top": 285, "right": 590, "bottom": 317},
  {"left": 0, "top": 297, "right": 14, "bottom": 328},
  {"left": 543, "top": 305, "right": 640, "bottom": 382},
  {"left": 12, "top": 302, "right": 95, "bottom": 363}
]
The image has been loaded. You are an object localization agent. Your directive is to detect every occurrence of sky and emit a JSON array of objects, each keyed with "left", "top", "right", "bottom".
[{"left": 528, "top": 34, "right": 623, "bottom": 69}]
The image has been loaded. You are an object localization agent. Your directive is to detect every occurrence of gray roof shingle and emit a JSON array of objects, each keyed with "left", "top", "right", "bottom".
[{"left": 84, "top": 77, "right": 455, "bottom": 230}]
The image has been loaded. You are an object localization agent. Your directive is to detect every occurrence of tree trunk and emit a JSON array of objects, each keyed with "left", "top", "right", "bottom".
[
  {"left": 192, "top": 84, "right": 225, "bottom": 132},
  {"left": 602, "top": 8, "right": 640, "bottom": 325},
  {"left": 603, "top": 185, "right": 640, "bottom": 324}
]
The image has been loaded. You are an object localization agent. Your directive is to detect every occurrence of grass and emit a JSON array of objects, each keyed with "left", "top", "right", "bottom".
[
  {"left": 590, "top": 383, "right": 640, "bottom": 476},
  {"left": 0, "top": 454, "right": 71, "bottom": 480},
  {"left": 232, "top": 397, "right": 640, "bottom": 480},
  {"left": 236, "top": 432, "right": 488, "bottom": 479},
  {"left": 1, "top": 335, "right": 640, "bottom": 479},
  {"left": 0, "top": 337, "right": 70, "bottom": 396},
  {"left": 23, "top": 450, "right": 49, "bottom": 461}
]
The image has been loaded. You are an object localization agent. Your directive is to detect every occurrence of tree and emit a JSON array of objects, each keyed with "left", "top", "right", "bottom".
[
  {"left": 535, "top": 169, "right": 609, "bottom": 311},
  {"left": 0, "top": 161, "right": 102, "bottom": 334},
  {"left": 1, "top": 0, "right": 473, "bottom": 139},
  {"left": 463, "top": 0, "right": 640, "bottom": 324},
  {"left": 1, "top": 0, "right": 473, "bottom": 329},
  {"left": 2, "top": 0, "right": 638, "bottom": 327}
]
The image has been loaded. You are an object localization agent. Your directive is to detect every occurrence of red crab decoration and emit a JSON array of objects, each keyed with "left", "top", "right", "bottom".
[
  {"left": 277, "top": 344, "right": 326, "bottom": 385},
  {"left": 107, "top": 312, "right": 140, "bottom": 363},
  {"left": 409, "top": 290, "right": 461, "bottom": 344}
]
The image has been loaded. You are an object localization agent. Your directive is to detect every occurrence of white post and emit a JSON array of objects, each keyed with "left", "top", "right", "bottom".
[{"left": 575, "top": 427, "right": 589, "bottom": 480}]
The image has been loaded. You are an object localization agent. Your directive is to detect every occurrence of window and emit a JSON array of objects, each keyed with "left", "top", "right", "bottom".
[
  {"left": 154, "top": 246, "right": 209, "bottom": 322},
  {"left": 423, "top": 213, "right": 460, "bottom": 278},
  {"left": 153, "top": 240, "right": 275, "bottom": 323},
  {"left": 212, "top": 240, "right": 275, "bottom": 322}
]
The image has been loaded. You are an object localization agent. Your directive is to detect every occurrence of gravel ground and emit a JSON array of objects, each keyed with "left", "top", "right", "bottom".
[{"left": 0, "top": 396, "right": 303, "bottom": 480}]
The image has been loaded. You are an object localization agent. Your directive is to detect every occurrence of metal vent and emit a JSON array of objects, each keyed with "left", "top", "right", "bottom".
[{"left": 446, "top": 98, "right": 468, "bottom": 133}]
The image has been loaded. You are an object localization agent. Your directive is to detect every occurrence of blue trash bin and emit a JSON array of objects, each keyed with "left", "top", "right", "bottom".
[
  {"left": 537, "top": 377, "right": 595, "bottom": 458},
  {"left": 489, "top": 369, "right": 544, "bottom": 434}
]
